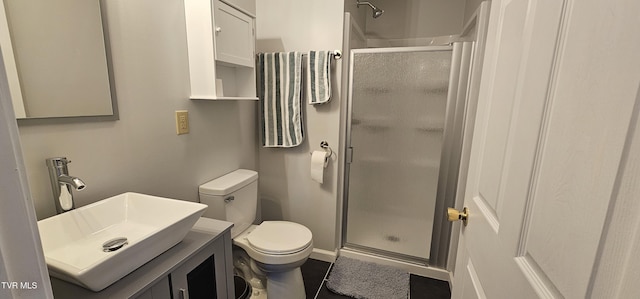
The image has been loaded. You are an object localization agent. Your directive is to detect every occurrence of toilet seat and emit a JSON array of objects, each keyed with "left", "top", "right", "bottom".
[{"left": 247, "top": 221, "right": 312, "bottom": 255}]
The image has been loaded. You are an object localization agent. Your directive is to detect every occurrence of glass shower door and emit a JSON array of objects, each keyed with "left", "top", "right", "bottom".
[{"left": 344, "top": 47, "right": 452, "bottom": 260}]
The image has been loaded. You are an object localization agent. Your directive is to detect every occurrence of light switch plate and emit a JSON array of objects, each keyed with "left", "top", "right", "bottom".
[{"left": 175, "top": 110, "right": 189, "bottom": 135}]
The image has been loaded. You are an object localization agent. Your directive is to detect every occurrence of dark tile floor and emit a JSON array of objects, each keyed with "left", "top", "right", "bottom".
[{"left": 301, "top": 258, "right": 451, "bottom": 299}]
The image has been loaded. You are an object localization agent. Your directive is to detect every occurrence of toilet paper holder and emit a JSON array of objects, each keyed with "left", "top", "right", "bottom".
[{"left": 310, "top": 141, "right": 333, "bottom": 162}]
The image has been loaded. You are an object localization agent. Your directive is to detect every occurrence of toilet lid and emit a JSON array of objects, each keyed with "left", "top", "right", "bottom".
[{"left": 247, "top": 221, "right": 312, "bottom": 255}]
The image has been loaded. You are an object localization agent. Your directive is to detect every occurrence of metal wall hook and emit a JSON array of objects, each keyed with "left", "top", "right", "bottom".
[{"left": 331, "top": 50, "right": 342, "bottom": 60}]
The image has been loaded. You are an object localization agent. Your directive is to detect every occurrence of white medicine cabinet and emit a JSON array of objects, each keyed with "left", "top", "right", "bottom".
[{"left": 184, "top": 0, "right": 257, "bottom": 100}]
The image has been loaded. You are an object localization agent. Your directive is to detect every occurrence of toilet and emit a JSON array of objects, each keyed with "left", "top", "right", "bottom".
[{"left": 199, "top": 169, "right": 313, "bottom": 299}]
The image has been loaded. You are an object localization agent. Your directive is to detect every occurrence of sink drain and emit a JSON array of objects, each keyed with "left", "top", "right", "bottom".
[{"left": 102, "top": 237, "right": 128, "bottom": 252}]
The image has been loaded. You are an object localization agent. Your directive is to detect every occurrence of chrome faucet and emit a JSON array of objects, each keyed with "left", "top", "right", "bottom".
[{"left": 46, "top": 157, "right": 86, "bottom": 214}]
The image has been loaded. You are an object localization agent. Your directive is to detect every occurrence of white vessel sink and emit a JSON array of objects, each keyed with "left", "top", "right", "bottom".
[{"left": 37, "top": 192, "right": 207, "bottom": 291}]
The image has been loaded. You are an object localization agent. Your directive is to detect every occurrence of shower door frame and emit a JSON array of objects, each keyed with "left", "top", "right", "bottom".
[{"left": 341, "top": 45, "right": 468, "bottom": 267}]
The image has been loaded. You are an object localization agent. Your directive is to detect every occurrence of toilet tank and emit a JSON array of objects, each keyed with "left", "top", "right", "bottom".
[{"left": 199, "top": 169, "right": 258, "bottom": 238}]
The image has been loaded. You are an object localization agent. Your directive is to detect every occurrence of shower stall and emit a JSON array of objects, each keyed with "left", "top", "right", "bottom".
[{"left": 340, "top": 42, "right": 474, "bottom": 271}]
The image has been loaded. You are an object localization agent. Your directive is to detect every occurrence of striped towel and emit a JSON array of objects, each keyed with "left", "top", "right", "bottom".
[
  {"left": 258, "top": 52, "right": 304, "bottom": 147},
  {"left": 306, "top": 51, "right": 332, "bottom": 105}
]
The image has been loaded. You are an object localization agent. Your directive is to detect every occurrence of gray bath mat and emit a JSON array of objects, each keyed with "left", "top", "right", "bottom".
[{"left": 326, "top": 256, "right": 409, "bottom": 299}]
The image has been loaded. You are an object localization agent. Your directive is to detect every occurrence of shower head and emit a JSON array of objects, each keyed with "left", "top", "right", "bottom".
[
  {"left": 357, "top": 0, "right": 384, "bottom": 19},
  {"left": 372, "top": 7, "right": 384, "bottom": 18}
]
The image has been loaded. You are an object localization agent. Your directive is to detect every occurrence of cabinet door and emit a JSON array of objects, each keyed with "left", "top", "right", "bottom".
[
  {"left": 213, "top": 1, "right": 254, "bottom": 67},
  {"left": 134, "top": 276, "right": 171, "bottom": 299},
  {"left": 171, "top": 237, "right": 233, "bottom": 299}
]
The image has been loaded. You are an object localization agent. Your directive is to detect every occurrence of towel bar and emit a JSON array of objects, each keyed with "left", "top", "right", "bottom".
[
  {"left": 258, "top": 50, "right": 342, "bottom": 60},
  {"left": 302, "top": 50, "right": 342, "bottom": 60}
]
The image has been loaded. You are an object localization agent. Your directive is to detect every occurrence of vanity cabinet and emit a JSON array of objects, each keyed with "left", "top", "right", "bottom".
[
  {"left": 132, "top": 277, "right": 171, "bottom": 299},
  {"left": 170, "top": 237, "right": 228, "bottom": 299},
  {"left": 184, "top": 0, "right": 257, "bottom": 100},
  {"left": 50, "top": 218, "right": 235, "bottom": 299}
]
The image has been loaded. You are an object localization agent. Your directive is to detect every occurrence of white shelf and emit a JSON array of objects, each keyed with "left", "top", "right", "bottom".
[
  {"left": 351, "top": 117, "right": 445, "bottom": 133},
  {"left": 356, "top": 156, "right": 441, "bottom": 169},
  {"left": 191, "top": 96, "right": 258, "bottom": 101}
]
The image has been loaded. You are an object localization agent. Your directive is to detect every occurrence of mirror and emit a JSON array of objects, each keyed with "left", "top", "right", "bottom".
[{"left": 0, "top": 0, "right": 117, "bottom": 119}]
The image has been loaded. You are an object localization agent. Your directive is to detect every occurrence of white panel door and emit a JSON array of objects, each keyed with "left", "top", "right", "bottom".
[{"left": 452, "top": 0, "right": 640, "bottom": 298}]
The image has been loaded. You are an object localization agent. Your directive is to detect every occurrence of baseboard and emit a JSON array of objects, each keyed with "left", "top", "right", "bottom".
[
  {"left": 310, "top": 248, "right": 337, "bottom": 263},
  {"left": 449, "top": 271, "right": 454, "bottom": 290},
  {"left": 339, "top": 248, "right": 450, "bottom": 282}
]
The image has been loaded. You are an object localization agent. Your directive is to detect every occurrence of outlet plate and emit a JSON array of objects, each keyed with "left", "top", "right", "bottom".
[{"left": 175, "top": 110, "right": 189, "bottom": 135}]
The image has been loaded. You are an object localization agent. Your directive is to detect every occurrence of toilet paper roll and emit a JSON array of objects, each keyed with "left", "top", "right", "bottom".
[{"left": 310, "top": 150, "right": 328, "bottom": 184}]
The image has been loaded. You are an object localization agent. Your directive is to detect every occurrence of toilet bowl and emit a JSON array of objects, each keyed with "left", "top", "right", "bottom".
[
  {"left": 199, "top": 169, "right": 313, "bottom": 299},
  {"left": 235, "top": 222, "right": 313, "bottom": 266},
  {"left": 234, "top": 222, "right": 312, "bottom": 298}
]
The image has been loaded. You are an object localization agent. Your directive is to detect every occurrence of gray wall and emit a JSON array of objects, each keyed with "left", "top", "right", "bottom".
[
  {"left": 344, "top": 0, "right": 367, "bottom": 36},
  {"left": 463, "top": 0, "right": 486, "bottom": 25},
  {"left": 18, "top": 0, "right": 258, "bottom": 219},
  {"left": 365, "top": 0, "right": 467, "bottom": 40},
  {"left": 256, "top": 0, "right": 345, "bottom": 253}
]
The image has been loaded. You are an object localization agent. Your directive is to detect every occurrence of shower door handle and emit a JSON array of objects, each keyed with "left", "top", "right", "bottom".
[
  {"left": 447, "top": 207, "right": 469, "bottom": 226},
  {"left": 346, "top": 147, "right": 354, "bottom": 164}
]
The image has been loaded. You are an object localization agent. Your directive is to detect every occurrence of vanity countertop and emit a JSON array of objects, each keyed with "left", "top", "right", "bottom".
[{"left": 50, "top": 217, "right": 233, "bottom": 299}]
